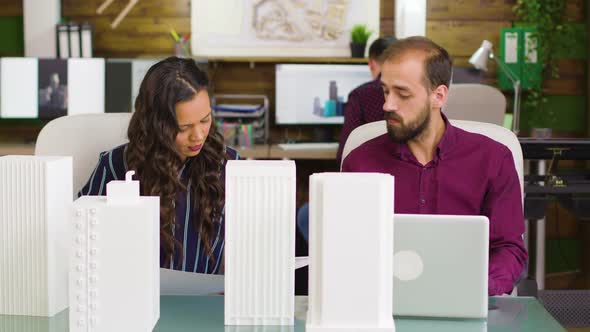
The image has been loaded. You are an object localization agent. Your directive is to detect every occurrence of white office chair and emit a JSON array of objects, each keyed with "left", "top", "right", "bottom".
[
  {"left": 35, "top": 113, "right": 132, "bottom": 196},
  {"left": 341, "top": 119, "right": 527, "bottom": 295},
  {"left": 340, "top": 119, "right": 523, "bottom": 195},
  {"left": 443, "top": 84, "right": 507, "bottom": 126}
]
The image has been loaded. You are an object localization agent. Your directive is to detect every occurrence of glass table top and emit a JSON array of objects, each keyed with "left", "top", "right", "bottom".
[{"left": 0, "top": 296, "right": 565, "bottom": 332}]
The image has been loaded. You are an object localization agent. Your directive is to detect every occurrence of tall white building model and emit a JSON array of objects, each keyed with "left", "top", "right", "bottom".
[
  {"left": 0, "top": 156, "right": 72, "bottom": 317},
  {"left": 70, "top": 171, "right": 159, "bottom": 332},
  {"left": 224, "top": 160, "right": 296, "bottom": 326},
  {"left": 307, "top": 173, "right": 395, "bottom": 332}
]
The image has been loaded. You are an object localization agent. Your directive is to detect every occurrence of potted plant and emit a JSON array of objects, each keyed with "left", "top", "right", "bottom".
[
  {"left": 513, "top": 0, "right": 584, "bottom": 136},
  {"left": 350, "top": 24, "right": 372, "bottom": 58}
]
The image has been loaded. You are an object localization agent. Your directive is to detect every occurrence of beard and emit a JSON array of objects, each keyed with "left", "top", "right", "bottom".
[{"left": 385, "top": 101, "right": 431, "bottom": 143}]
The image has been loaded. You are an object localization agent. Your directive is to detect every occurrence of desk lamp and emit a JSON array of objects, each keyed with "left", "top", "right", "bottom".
[{"left": 469, "top": 40, "right": 521, "bottom": 134}]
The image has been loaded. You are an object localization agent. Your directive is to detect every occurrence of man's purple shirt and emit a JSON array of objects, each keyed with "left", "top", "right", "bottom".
[{"left": 341, "top": 115, "right": 528, "bottom": 295}]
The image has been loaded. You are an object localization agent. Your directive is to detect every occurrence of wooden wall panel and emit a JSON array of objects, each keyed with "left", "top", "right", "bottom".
[
  {"left": 543, "top": 59, "right": 587, "bottom": 96},
  {"left": 566, "top": 0, "right": 585, "bottom": 22},
  {"left": 62, "top": 0, "right": 190, "bottom": 57},
  {"left": 544, "top": 78, "right": 586, "bottom": 96},
  {"left": 427, "top": 20, "right": 512, "bottom": 57},
  {"left": 62, "top": 0, "right": 190, "bottom": 17},
  {"left": 555, "top": 59, "right": 587, "bottom": 78},
  {"left": 0, "top": 0, "right": 22, "bottom": 16},
  {"left": 90, "top": 17, "right": 190, "bottom": 57},
  {"left": 380, "top": 0, "right": 394, "bottom": 36},
  {"left": 428, "top": 0, "right": 515, "bottom": 21},
  {"left": 429, "top": 0, "right": 579, "bottom": 22}
]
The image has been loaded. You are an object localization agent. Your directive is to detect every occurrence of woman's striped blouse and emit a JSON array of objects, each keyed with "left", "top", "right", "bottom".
[{"left": 78, "top": 143, "right": 239, "bottom": 274}]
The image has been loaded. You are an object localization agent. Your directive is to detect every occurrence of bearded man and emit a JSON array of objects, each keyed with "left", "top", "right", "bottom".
[{"left": 341, "top": 36, "right": 527, "bottom": 296}]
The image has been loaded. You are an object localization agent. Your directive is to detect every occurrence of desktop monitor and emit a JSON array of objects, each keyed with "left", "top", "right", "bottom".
[{"left": 275, "top": 64, "right": 373, "bottom": 125}]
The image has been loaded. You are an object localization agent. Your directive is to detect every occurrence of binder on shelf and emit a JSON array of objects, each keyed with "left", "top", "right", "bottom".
[
  {"left": 498, "top": 28, "right": 521, "bottom": 91},
  {"left": 68, "top": 23, "right": 81, "bottom": 58},
  {"left": 522, "top": 27, "right": 542, "bottom": 90},
  {"left": 81, "top": 22, "right": 93, "bottom": 58},
  {"left": 498, "top": 27, "right": 542, "bottom": 90},
  {"left": 56, "top": 23, "right": 70, "bottom": 59}
]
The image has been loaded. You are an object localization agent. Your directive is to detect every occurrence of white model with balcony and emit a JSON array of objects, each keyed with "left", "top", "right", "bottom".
[{"left": 70, "top": 171, "right": 159, "bottom": 332}]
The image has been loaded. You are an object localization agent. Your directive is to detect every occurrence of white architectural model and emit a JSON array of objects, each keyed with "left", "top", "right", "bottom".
[
  {"left": 224, "top": 160, "right": 296, "bottom": 326},
  {"left": 70, "top": 171, "right": 159, "bottom": 332},
  {"left": 307, "top": 173, "right": 395, "bottom": 332},
  {"left": 0, "top": 156, "right": 72, "bottom": 316}
]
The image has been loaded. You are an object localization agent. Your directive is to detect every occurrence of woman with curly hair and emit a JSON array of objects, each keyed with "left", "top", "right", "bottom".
[{"left": 79, "top": 56, "right": 238, "bottom": 274}]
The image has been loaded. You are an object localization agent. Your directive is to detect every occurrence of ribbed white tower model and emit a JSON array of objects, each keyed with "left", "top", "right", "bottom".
[
  {"left": 0, "top": 155, "right": 72, "bottom": 317},
  {"left": 307, "top": 173, "right": 395, "bottom": 332},
  {"left": 224, "top": 160, "right": 296, "bottom": 326},
  {"left": 70, "top": 171, "right": 160, "bottom": 332}
]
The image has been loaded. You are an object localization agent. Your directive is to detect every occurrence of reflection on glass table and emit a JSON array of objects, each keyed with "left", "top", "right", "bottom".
[{"left": 0, "top": 296, "right": 565, "bottom": 332}]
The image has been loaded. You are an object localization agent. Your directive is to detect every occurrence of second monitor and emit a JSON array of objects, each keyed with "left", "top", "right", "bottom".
[{"left": 275, "top": 64, "right": 372, "bottom": 125}]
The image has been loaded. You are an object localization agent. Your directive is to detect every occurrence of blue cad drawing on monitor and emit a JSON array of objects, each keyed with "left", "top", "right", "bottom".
[{"left": 275, "top": 64, "right": 373, "bottom": 125}]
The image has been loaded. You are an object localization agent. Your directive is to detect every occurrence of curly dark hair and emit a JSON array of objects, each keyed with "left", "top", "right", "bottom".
[{"left": 126, "top": 56, "right": 227, "bottom": 268}]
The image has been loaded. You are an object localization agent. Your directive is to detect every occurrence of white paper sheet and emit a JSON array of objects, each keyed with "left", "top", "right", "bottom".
[
  {"left": 295, "top": 256, "right": 309, "bottom": 269},
  {"left": 160, "top": 258, "right": 309, "bottom": 296},
  {"left": 160, "top": 268, "right": 224, "bottom": 296}
]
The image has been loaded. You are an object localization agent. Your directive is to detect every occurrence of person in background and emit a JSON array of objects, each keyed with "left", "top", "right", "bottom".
[
  {"left": 294, "top": 37, "right": 399, "bottom": 246},
  {"left": 336, "top": 35, "right": 397, "bottom": 166},
  {"left": 341, "top": 36, "right": 527, "bottom": 295},
  {"left": 79, "top": 57, "right": 239, "bottom": 274}
]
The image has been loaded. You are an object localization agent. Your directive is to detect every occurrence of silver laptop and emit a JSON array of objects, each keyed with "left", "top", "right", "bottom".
[{"left": 393, "top": 214, "right": 489, "bottom": 319}]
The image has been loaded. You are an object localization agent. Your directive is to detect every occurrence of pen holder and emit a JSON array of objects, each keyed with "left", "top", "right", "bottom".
[{"left": 174, "top": 40, "right": 191, "bottom": 58}]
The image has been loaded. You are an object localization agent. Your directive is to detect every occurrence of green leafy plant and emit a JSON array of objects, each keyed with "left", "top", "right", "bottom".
[
  {"left": 513, "top": 0, "right": 573, "bottom": 78},
  {"left": 512, "top": 0, "right": 572, "bottom": 127},
  {"left": 351, "top": 24, "right": 372, "bottom": 44}
]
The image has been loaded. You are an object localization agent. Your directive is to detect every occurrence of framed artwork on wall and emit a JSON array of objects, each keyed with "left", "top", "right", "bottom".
[{"left": 191, "top": 0, "right": 379, "bottom": 58}]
